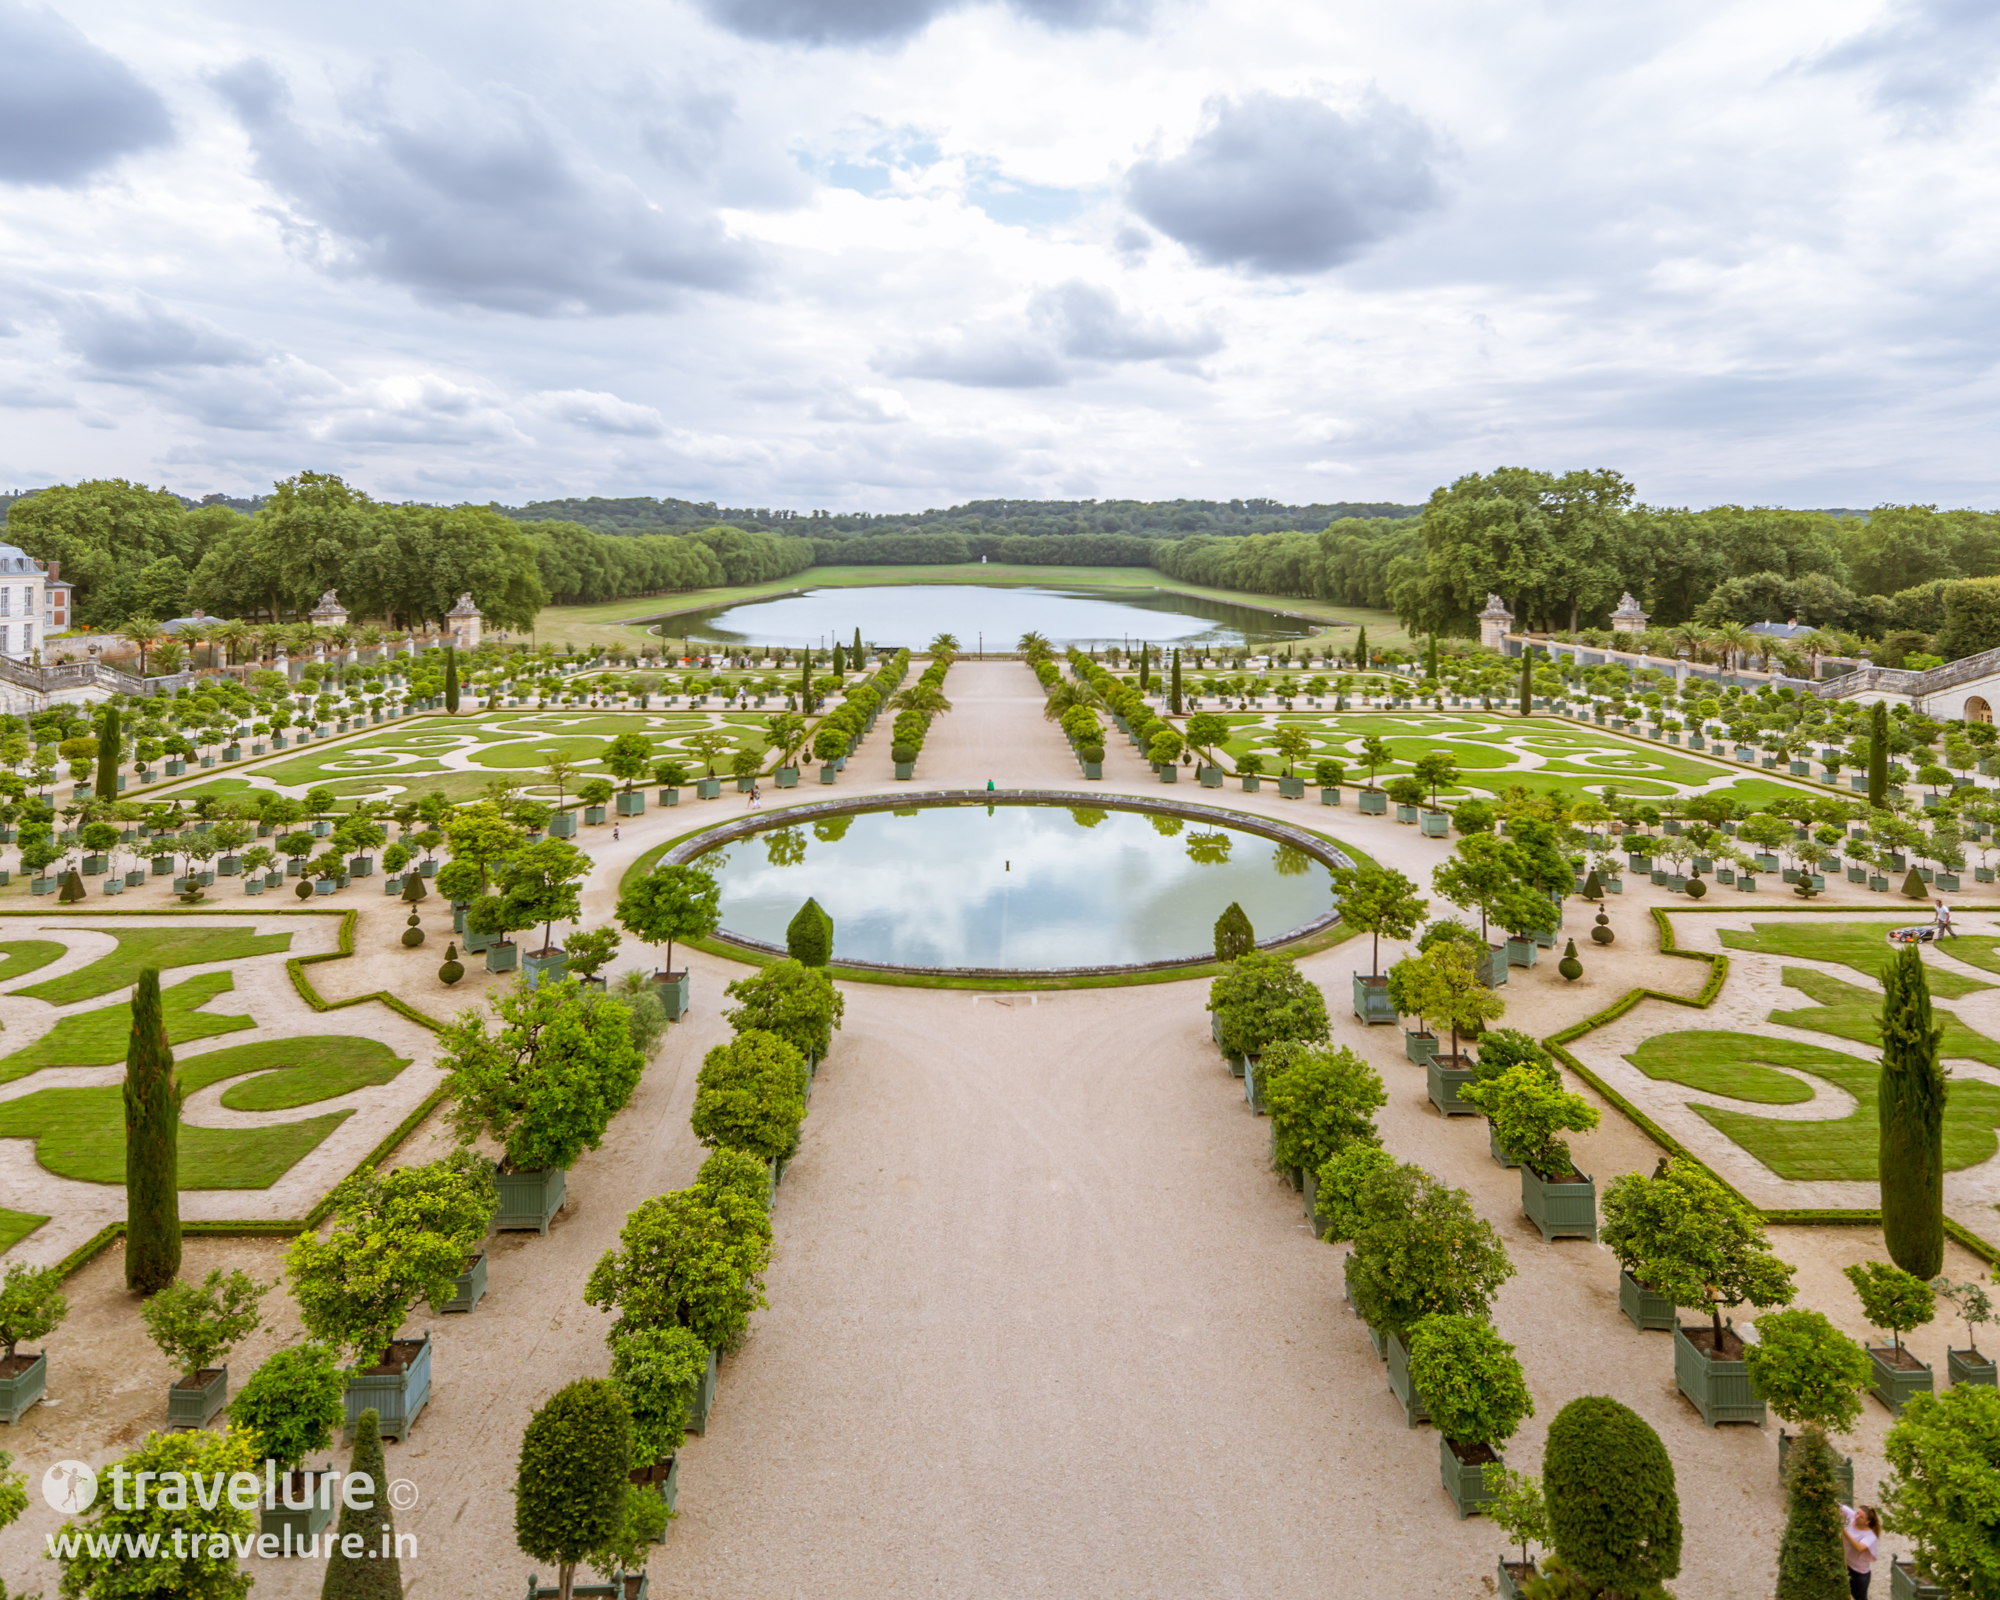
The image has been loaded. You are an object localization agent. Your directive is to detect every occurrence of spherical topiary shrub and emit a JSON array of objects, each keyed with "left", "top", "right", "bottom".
[
  {"left": 1544, "top": 1394, "right": 1681, "bottom": 1594},
  {"left": 891, "top": 743, "right": 918, "bottom": 765},
  {"left": 439, "top": 942, "right": 465, "bottom": 985},
  {"left": 295, "top": 878, "right": 314, "bottom": 900},
  {"left": 1685, "top": 875, "right": 1706, "bottom": 899},
  {"left": 402, "top": 911, "right": 425, "bottom": 948},
  {"left": 1591, "top": 909, "right": 1615, "bottom": 946},
  {"left": 1558, "top": 939, "right": 1583, "bottom": 981}
]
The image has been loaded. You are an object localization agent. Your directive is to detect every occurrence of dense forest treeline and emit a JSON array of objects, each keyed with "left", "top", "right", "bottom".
[{"left": 4, "top": 470, "right": 1997, "bottom": 663}]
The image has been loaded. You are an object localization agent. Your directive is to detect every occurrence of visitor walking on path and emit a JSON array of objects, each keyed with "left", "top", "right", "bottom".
[
  {"left": 1841, "top": 1505, "right": 1878, "bottom": 1597},
  {"left": 1935, "top": 898, "right": 1957, "bottom": 938},
  {"left": 613, "top": 824, "right": 620, "bottom": 842}
]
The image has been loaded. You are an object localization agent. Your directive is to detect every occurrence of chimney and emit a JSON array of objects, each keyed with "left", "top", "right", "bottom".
[{"left": 43, "top": 559, "right": 57, "bottom": 582}]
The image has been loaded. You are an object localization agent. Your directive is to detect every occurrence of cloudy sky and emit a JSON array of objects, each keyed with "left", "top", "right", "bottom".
[{"left": 0, "top": 0, "right": 1995, "bottom": 511}]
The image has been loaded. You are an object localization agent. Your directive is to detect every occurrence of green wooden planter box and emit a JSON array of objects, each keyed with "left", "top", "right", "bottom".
[
  {"left": 654, "top": 969, "right": 691, "bottom": 1020},
  {"left": 1301, "top": 1166, "right": 1331, "bottom": 1238},
  {"left": 1320, "top": 786, "right": 1340, "bottom": 805},
  {"left": 1352, "top": 973, "right": 1396, "bottom": 1024},
  {"left": 1440, "top": 1435, "right": 1501, "bottom": 1518},
  {"left": 0, "top": 1352, "right": 47, "bottom": 1422},
  {"left": 436, "top": 1251, "right": 488, "bottom": 1313},
  {"left": 775, "top": 767, "right": 798, "bottom": 788},
  {"left": 1386, "top": 1332, "right": 1431, "bottom": 1428},
  {"left": 1419, "top": 809, "right": 1449, "bottom": 837},
  {"left": 1674, "top": 1323, "right": 1765, "bottom": 1426},
  {"left": 1496, "top": 1559, "right": 1537, "bottom": 1599},
  {"left": 1357, "top": 788, "right": 1387, "bottom": 815},
  {"left": 1891, "top": 1557, "right": 1946, "bottom": 1599},
  {"left": 584, "top": 805, "right": 610, "bottom": 824},
  {"left": 1394, "top": 803, "right": 1419, "bottom": 824},
  {"left": 895, "top": 761, "right": 916, "bottom": 779},
  {"left": 260, "top": 1471, "right": 336, "bottom": 1551},
  {"left": 1619, "top": 1270, "right": 1676, "bottom": 1332},
  {"left": 1159, "top": 764, "right": 1179, "bottom": 783},
  {"left": 1426, "top": 1054, "right": 1478, "bottom": 1117},
  {"left": 1242, "top": 1055, "right": 1267, "bottom": 1114},
  {"left": 522, "top": 949, "right": 569, "bottom": 989},
  {"left": 1948, "top": 1348, "right": 1996, "bottom": 1388},
  {"left": 485, "top": 940, "right": 519, "bottom": 973},
  {"left": 343, "top": 1332, "right": 431, "bottom": 1441},
  {"left": 1504, "top": 937, "right": 1538, "bottom": 967},
  {"left": 616, "top": 791, "right": 646, "bottom": 816},
  {"left": 1489, "top": 1124, "right": 1519, "bottom": 1169},
  {"left": 1199, "top": 766, "right": 1224, "bottom": 787},
  {"left": 125, "top": 869, "right": 147, "bottom": 887},
  {"left": 1278, "top": 775, "right": 1306, "bottom": 798},
  {"left": 1777, "top": 1429, "right": 1854, "bottom": 1501},
  {"left": 495, "top": 1165, "right": 565, "bottom": 1233},
  {"left": 1869, "top": 1345, "right": 1934, "bottom": 1416},
  {"left": 1404, "top": 1029, "right": 1438, "bottom": 1065},
  {"left": 685, "top": 1347, "right": 718, "bottom": 1436},
  {"left": 550, "top": 813, "right": 579, "bottom": 838},
  {"left": 1521, "top": 1165, "right": 1596, "bottom": 1242},
  {"left": 1477, "top": 946, "right": 1510, "bottom": 986},
  {"left": 818, "top": 765, "right": 837, "bottom": 785},
  {"left": 168, "top": 1365, "right": 229, "bottom": 1429}
]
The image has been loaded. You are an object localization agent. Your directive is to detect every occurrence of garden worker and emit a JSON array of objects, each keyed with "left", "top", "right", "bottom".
[
  {"left": 1935, "top": 897, "right": 1957, "bottom": 939},
  {"left": 1840, "top": 1505, "right": 1878, "bottom": 1598}
]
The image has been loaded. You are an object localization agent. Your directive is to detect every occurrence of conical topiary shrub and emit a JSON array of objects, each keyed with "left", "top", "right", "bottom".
[
  {"left": 1775, "top": 1424, "right": 1847, "bottom": 1600},
  {"left": 1558, "top": 939, "right": 1583, "bottom": 981},
  {"left": 786, "top": 897, "right": 833, "bottom": 967},
  {"left": 401, "top": 871, "right": 428, "bottom": 904},
  {"left": 1581, "top": 869, "right": 1603, "bottom": 901},
  {"left": 1902, "top": 866, "right": 1929, "bottom": 899},
  {"left": 439, "top": 943, "right": 465, "bottom": 985},
  {"left": 1213, "top": 901, "right": 1255, "bottom": 961},
  {"left": 401, "top": 911, "right": 425, "bottom": 948},
  {"left": 1880, "top": 943, "right": 1946, "bottom": 1278},
  {"left": 58, "top": 868, "right": 86, "bottom": 903},
  {"left": 323, "top": 1408, "right": 401, "bottom": 1600}
]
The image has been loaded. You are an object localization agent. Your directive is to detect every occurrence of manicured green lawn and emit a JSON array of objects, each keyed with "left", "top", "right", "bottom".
[
  {"left": 1770, "top": 968, "right": 2000, "bottom": 1069},
  {"left": 0, "top": 940, "right": 67, "bottom": 984},
  {"left": 1629, "top": 1024, "right": 2000, "bottom": 1181},
  {"left": 0, "top": 1034, "right": 403, "bottom": 1187},
  {"left": 17, "top": 928, "right": 294, "bottom": 1005},
  {"left": 1719, "top": 922, "right": 1993, "bottom": 999},
  {"left": 0, "top": 972, "right": 253, "bottom": 1083},
  {"left": 0, "top": 1209, "right": 47, "bottom": 1252}
]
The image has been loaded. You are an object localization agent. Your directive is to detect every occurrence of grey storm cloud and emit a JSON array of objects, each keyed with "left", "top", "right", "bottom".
[
  {"left": 1811, "top": 0, "right": 2000, "bottom": 130},
  {"left": 61, "top": 293, "right": 262, "bottom": 372},
  {"left": 1126, "top": 91, "right": 1441, "bottom": 275},
  {"left": 697, "top": 0, "right": 1146, "bottom": 47},
  {"left": 0, "top": 3, "right": 172, "bottom": 185},
  {"left": 879, "top": 280, "right": 1219, "bottom": 388},
  {"left": 208, "top": 59, "right": 757, "bottom": 316}
]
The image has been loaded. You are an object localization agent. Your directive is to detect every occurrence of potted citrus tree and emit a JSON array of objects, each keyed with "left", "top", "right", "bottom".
[
  {"left": 1406, "top": 1313, "right": 1535, "bottom": 1518},
  {"left": 231, "top": 1342, "right": 348, "bottom": 1547},
  {"left": 1742, "top": 1306, "right": 1871, "bottom": 1499},
  {"left": 1845, "top": 1261, "right": 1937, "bottom": 1416},
  {"left": 1933, "top": 1276, "right": 1996, "bottom": 1389},
  {"left": 438, "top": 978, "right": 645, "bottom": 1232},
  {"left": 610, "top": 1323, "right": 711, "bottom": 1524},
  {"left": 1395, "top": 941, "right": 1503, "bottom": 1117},
  {"left": 1460, "top": 1066, "right": 1600, "bottom": 1242},
  {"left": 1330, "top": 862, "right": 1426, "bottom": 1025},
  {"left": 1206, "top": 950, "right": 1330, "bottom": 1080},
  {"left": 690, "top": 1029, "right": 810, "bottom": 1198},
  {"left": 1600, "top": 1168, "right": 1682, "bottom": 1332},
  {"left": 0, "top": 1260, "right": 66, "bottom": 1423},
  {"left": 616, "top": 862, "right": 721, "bottom": 1022},
  {"left": 139, "top": 1267, "right": 269, "bottom": 1429},
  {"left": 1261, "top": 1041, "right": 1386, "bottom": 1234},
  {"left": 1481, "top": 1466, "right": 1549, "bottom": 1597},
  {"left": 722, "top": 959, "right": 845, "bottom": 1077},
  {"left": 1880, "top": 1382, "right": 2000, "bottom": 1600}
]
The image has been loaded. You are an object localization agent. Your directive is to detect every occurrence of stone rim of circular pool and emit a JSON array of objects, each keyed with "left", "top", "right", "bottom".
[{"left": 665, "top": 788, "right": 1357, "bottom": 981}]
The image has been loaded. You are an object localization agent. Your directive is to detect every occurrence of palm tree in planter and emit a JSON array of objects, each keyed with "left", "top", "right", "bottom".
[
  {"left": 1622, "top": 1160, "right": 1797, "bottom": 1425},
  {"left": 723, "top": 959, "right": 846, "bottom": 1073},
  {"left": 1931, "top": 1275, "right": 1996, "bottom": 1388},
  {"left": 138, "top": 1267, "right": 268, "bottom": 1429},
  {"left": 610, "top": 1323, "right": 709, "bottom": 1528},
  {"left": 1741, "top": 1307, "right": 1872, "bottom": 1500},
  {"left": 690, "top": 1029, "right": 810, "bottom": 1191},
  {"left": 1460, "top": 1066, "right": 1600, "bottom": 1242},
  {"left": 1345, "top": 1163, "right": 1516, "bottom": 1425},
  {"left": 229, "top": 1342, "right": 349, "bottom": 1547},
  {"left": 584, "top": 1180, "right": 774, "bottom": 1435},
  {"left": 1262, "top": 1042, "right": 1386, "bottom": 1223},
  {"left": 1329, "top": 862, "right": 1426, "bottom": 1023},
  {"left": 437, "top": 979, "right": 645, "bottom": 1235},
  {"left": 1405, "top": 1314, "right": 1535, "bottom": 1518},
  {"left": 1206, "top": 950, "right": 1330, "bottom": 1079},
  {"left": 1844, "top": 1261, "right": 1938, "bottom": 1416},
  {"left": 615, "top": 861, "right": 722, "bottom": 1021}
]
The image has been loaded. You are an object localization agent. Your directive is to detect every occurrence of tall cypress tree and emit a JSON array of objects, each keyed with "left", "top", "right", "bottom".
[
  {"left": 443, "top": 647, "right": 460, "bottom": 714},
  {"left": 323, "top": 1408, "right": 401, "bottom": 1600},
  {"left": 1774, "top": 1425, "right": 1847, "bottom": 1600},
  {"left": 1138, "top": 646, "right": 1149, "bottom": 693},
  {"left": 1426, "top": 635, "right": 1439, "bottom": 685},
  {"left": 799, "top": 649, "right": 811, "bottom": 712},
  {"left": 1880, "top": 943, "right": 1947, "bottom": 1277},
  {"left": 1518, "top": 649, "right": 1533, "bottom": 716},
  {"left": 1868, "top": 699, "right": 1890, "bottom": 809},
  {"left": 123, "top": 968, "right": 182, "bottom": 1293},
  {"left": 1170, "top": 649, "right": 1182, "bottom": 715},
  {"left": 853, "top": 626, "right": 863, "bottom": 661},
  {"left": 95, "top": 705, "right": 121, "bottom": 797},
  {"left": 1355, "top": 625, "right": 1367, "bottom": 669}
]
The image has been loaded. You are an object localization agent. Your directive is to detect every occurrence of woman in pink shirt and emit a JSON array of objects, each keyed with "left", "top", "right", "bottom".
[{"left": 1841, "top": 1505, "right": 1879, "bottom": 1598}]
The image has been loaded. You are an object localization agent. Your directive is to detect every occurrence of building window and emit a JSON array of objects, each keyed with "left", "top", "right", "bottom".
[
  {"left": 0, "top": 625, "right": 10, "bottom": 653},
  {"left": 22, "top": 624, "right": 32, "bottom": 649}
]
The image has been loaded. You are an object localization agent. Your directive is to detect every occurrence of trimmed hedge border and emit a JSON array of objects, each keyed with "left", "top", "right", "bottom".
[
  {"left": 0, "top": 905, "right": 450, "bottom": 1278},
  {"left": 1545, "top": 902, "right": 2000, "bottom": 1264}
]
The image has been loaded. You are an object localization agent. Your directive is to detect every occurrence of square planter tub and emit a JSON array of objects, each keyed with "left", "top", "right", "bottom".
[
  {"left": 1441, "top": 1436, "right": 1502, "bottom": 1519},
  {"left": 260, "top": 1470, "right": 336, "bottom": 1551},
  {"left": 1357, "top": 789, "right": 1388, "bottom": 815},
  {"left": 522, "top": 949, "right": 569, "bottom": 989},
  {"left": 615, "top": 791, "right": 646, "bottom": 816},
  {"left": 485, "top": 941, "right": 520, "bottom": 973},
  {"left": 1619, "top": 1270, "right": 1676, "bottom": 1332},
  {"left": 1891, "top": 1558, "right": 1946, "bottom": 1599},
  {"left": 435, "top": 1251, "right": 488, "bottom": 1313},
  {"left": 1404, "top": 1029, "right": 1438, "bottom": 1065},
  {"left": 343, "top": 1333, "right": 431, "bottom": 1441},
  {"left": 1504, "top": 937, "right": 1538, "bottom": 968},
  {"left": 685, "top": 1347, "right": 719, "bottom": 1436},
  {"left": 1674, "top": 1322, "right": 1765, "bottom": 1426},
  {"left": 494, "top": 1165, "right": 566, "bottom": 1234},
  {"left": 654, "top": 969, "right": 692, "bottom": 1020},
  {"left": 0, "top": 1351, "right": 47, "bottom": 1422},
  {"left": 1521, "top": 1165, "right": 1596, "bottom": 1243},
  {"left": 1489, "top": 1124, "right": 1519, "bottom": 1169},
  {"left": 1426, "top": 1053, "right": 1478, "bottom": 1117},
  {"left": 1869, "top": 1345, "right": 1934, "bottom": 1416},
  {"left": 1386, "top": 1332, "right": 1431, "bottom": 1428},
  {"left": 1477, "top": 946, "right": 1510, "bottom": 986},
  {"left": 168, "top": 1365, "right": 229, "bottom": 1430},
  {"left": 1352, "top": 973, "right": 1396, "bottom": 1025},
  {"left": 1948, "top": 1347, "right": 1997, "bottom": 1388}
]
